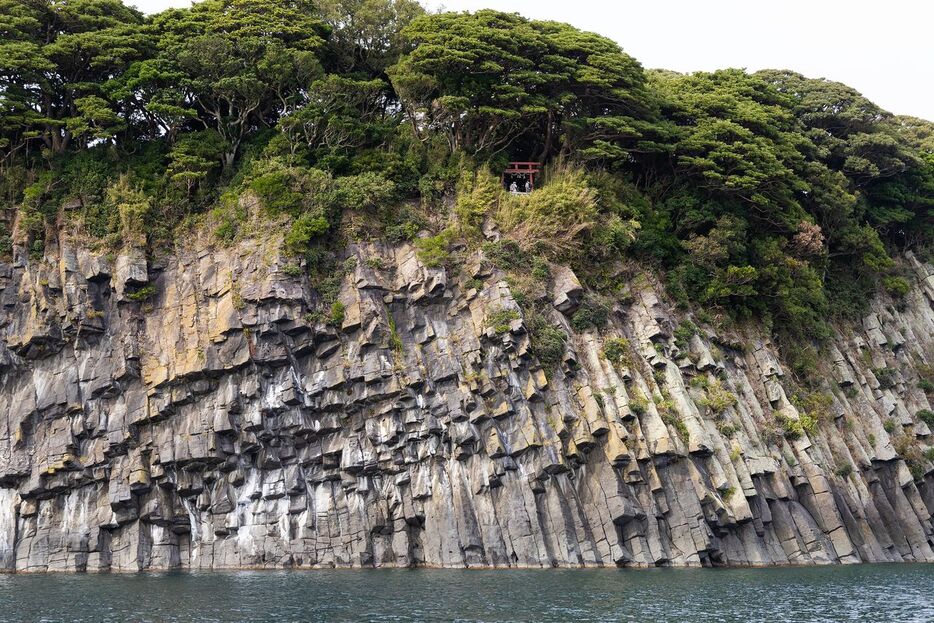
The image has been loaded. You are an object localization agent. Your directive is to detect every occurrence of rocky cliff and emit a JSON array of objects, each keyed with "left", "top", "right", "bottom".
[{"left": 0, "top": 227, "right": 933, "bottom": 572}]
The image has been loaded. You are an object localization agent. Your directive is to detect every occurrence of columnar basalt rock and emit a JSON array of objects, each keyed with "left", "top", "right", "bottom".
[{"left": 0, "top": 237, "right": 932, "bottom": 572}]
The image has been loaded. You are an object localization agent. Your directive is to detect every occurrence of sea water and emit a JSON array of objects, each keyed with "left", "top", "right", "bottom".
[{"left": 0, "top": 564, "right": 931, "bottom": 622}]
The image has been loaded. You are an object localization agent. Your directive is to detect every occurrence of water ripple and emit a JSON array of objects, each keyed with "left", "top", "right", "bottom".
[{"left": 0, "top": 564, "right": 932, "bottom": 622}]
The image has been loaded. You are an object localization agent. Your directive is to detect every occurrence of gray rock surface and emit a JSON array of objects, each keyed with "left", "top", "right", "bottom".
[{"left": 0, "top": 237, "right": 932, "bottom": 571}]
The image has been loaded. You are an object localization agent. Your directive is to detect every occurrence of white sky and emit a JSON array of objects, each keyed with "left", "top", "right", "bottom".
[{"left": 131, "top": 0, "right": 934, "bottom": 121}]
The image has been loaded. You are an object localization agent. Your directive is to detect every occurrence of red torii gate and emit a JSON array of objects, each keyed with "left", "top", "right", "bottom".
[{"left": 502, "top": 161, "right": 541, "bottom": 193}]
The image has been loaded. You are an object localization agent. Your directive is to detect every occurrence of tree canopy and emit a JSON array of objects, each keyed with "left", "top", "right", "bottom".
[{"left": 388, "top": 10, "right": 657, "bottom": 159}]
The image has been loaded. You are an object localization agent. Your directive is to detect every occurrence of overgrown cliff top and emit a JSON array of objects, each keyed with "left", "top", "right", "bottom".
[{"left": 0, "top": 0, "right": 931, "bottom": 350}]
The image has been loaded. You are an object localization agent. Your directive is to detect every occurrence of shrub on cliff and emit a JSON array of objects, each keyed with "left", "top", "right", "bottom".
[{"left": 497, "top": 165, "right": 598, "bottom": 259}]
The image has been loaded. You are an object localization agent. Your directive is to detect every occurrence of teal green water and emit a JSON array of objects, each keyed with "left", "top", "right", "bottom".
[{"left": 0, "top": 564, "right": 931, "bottom": 622}]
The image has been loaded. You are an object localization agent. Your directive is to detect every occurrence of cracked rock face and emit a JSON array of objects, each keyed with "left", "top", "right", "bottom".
[{"left": 0, "top": 236, "right": 932, "bottom": 572}]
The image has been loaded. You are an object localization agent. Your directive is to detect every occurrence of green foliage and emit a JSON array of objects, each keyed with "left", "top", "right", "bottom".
[
  {"left": 389, "top": 10, "right": 655, "bottom": 159},
  {"left": 336, "top": 171, "right": 396, "bottom": 213},
  {"left": 148, "top": 0, "right": 327, "bottom": 168},
  {"left": 791, "top": 391, "right": 834, "bottom": 423},
  {"left": 602, "top": 338, "right": 632, "bottom": 367},
  {"left": 570, "top": 296, "right": 610, "bottom": 332},
  {"left": 497, "top": 165, "right": 599, "bottom": 259},
  {"left": 784, "top": 342, "right": 821, "bottom": 386},
  {"left": 126, "top": 284, "right": 156, "bottom": 302},
  {"left": 699, "top": 378, "right": 738, "bottom": 415},
  {"left": 883, "top": 418, "right": 897, "bottom": 434},
  {"left": 455, "top": 167, "right": 500, "bottom": 236},
  {"left": 282, "top": 264, "right": 303, "bottom": 277},
  {"left": 721, "top": 423, "right": 739, "bottom": 439},
  {"left": 285, "top": 214, "right": 331, "bottom": 256},
  {"left": 0, "top": 0, "right": 928, "bottom": 355},
  {"left": 106, "top": 176, "right": 152, "bottom": 248},
  {"left": 385, "top": 219, "right": 421, "bottom": 244},
  {"left": 873, "top": 367, "right": 898, "bottom": 390},
  {"left": 329, "top": 300, "right": 346, "bottom": 326},
  {"left": 211, "top": 198, "right": 247, "bottom": 244},
  {"left": 483, "top": 239, "right": 526, "bottom": 272},
  {"left": 658, "top": 402, "right": 689, "bottom": 442},
  {"left": 316, "top": 0, "right": 424, "bottom": 76},
  {"left": 628, "top": 391, "right": 648, "bottom": 416},
  {"left": 917, "top": 409, "right": 934, "bottom": 428},
  {"left": 892, "top": 434, "right": 927, "bottom": 482},
  {"left": 673, "top": 320, "right": 698, "bottom": 349},
  {"left": 486, "top": 308, "right": 521, "bottom": 335},
  {"left": 882, "top": 275, "right": 911, "bottom": 297},
  {"left": 0, "top": 0, "right": 148, "bottom": 154},
  {"left": 167, "top": 131, "right": 226, "bottom": 196},
  {"left": 633, "top": 68, "right": 930, "bottom": 341},
  {"left": 387, "top": 314, "right": 403, "bottom": 352},
  {"left": 415, "top": 229, "right": 455, "bottom": 268},
  {"left": 525, "top": 309, "right": 567, "bottom": 369},
  {"left": 249, "top": 161, "right": 318, "bottom": 215},
  {"left": 776, "top": 410, "right": 818, "bottom": 440},
  {"left": 279, "top": 75, "right": 395, "bottom": 167},
  {"left": 531, "top": 257, "right": 551, "bottom": 282},
  {"left": 834, "top": 463, "right": 854, "bottom": 478}
]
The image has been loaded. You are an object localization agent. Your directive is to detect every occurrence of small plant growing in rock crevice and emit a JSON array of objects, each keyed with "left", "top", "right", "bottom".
[
  {"left": 658, "top": 400, "right": 689, "bottom": 442},
  {"left": 776, "top": 411, "right": 817, "bottom": 440},
  {"left": 328, "top": 300, "right": 345, "bottom": 326},
  {"left": 873, "top": 367, "right": 898, "bottom": 390},
  {"left": 719, "top": 422, "right": 739, "bottom": 438},
  {"left": 570, "top": 295, "right": 609, "bottom": 332},
  {"left": 231, "top": 284, "right": 245, "bottom": 310},
  {"left": 415, "top": 230, "right": 454, "bottom": 267},
  {"left": 602, "top": 337, "right": 631, "bottom": 368},
  {"left": 127, "top": 284, "right": 156, "bottom": 302},
  {"left": 893, "top": 434, "right": 927, "bottom": 481},
  {"left": 525, "top": 309, "right": 566, "bottom": 370},
  {"left": 628, "top": 390, "right": 648, "bottom": 416},
  {"left": 791, "top": 390, "right": 833, "bottom": 426},
  {"left": 834, "top": 462, "right": 854, "bottom": 478},
  {"left": 916, "top": 364, "right": 934, "bottom": 394},
  {"left": 486, "top": 308, "right": 520, "bottom": 335},
  {"left": 388, "top": 315, "right": 403, "bottom": 353},
  {"left": 916, "top": 409, "right": 934, "bottom": 428},
  {"left": 673, "top": 319, "right": 698, "bottom": 349},
  {"left": 699, "top": 377, "right": 737, "bottom": 415},
  {"left": 282, "top": 263, "right": 303, "bottom": 277}
]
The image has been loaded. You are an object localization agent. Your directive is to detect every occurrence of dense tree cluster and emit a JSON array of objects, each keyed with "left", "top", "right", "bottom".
[{"left": 0, "top": 0, "right": 930, "bottom": 343}]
